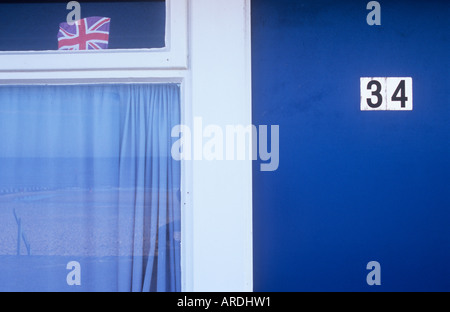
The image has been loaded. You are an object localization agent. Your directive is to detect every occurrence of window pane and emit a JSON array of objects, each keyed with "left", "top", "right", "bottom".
[
  {"left": 0, "top": 84, "right": 181, "bottom": 292},
  {"left": 0, "top": 0, "right": 166, "bottom": 51}
]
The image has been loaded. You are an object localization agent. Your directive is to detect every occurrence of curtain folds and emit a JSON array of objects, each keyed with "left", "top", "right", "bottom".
[{"left": 0, "top": 84, "right": 181, "bottom": 292}]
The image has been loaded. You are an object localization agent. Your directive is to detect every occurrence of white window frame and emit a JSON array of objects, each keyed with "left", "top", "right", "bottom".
[{"left": 0, "top": 0, "right": 253, "bottom": 293}]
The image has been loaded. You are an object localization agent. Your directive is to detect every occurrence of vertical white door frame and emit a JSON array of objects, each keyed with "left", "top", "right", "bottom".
[{"left": 187, "top": 0, "right": 253, "bottom": 292}]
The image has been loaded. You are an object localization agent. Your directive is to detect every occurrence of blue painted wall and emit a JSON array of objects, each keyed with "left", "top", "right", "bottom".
[{"left": 252, "top": 0, "right": 449, "bottom": 291}]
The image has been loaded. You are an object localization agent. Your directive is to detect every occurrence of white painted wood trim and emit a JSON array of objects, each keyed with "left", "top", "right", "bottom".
[{"left": 188, "top": 0, "right": 253, "bottom": 292}]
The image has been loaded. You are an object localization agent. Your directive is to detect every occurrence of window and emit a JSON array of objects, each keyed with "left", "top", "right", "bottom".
[
  {"left": 0, "top": 83, "right": 181, "bottom": 291},
  {"left": 0, "top": 0, "right": 188, "bottom": 292},
  {"left": 0, "top": 0, "right": 253, "bottom": 292},
  {"left": 0, "top": 0, "right": 188, "bottom": 71},
  {"left": 0, "top": 1, "right": 166, "bottom": 51}
]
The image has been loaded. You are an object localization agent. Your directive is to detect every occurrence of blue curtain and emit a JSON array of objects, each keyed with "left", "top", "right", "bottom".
[{"left": 0, "top": 83, "right": 181, "bottom": 292}]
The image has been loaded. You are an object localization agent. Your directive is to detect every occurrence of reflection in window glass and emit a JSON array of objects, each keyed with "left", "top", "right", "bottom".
[
  {"left": 0, "top": 84, "right": 181, "bottom": 292},
  {"left": 0, "top": 0, "right": 166, "bottom": 51}
]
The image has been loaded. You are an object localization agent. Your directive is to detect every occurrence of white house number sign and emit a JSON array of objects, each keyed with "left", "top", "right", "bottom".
[{"left": 361, "top": 77, "right": 413, "bottom": 111}]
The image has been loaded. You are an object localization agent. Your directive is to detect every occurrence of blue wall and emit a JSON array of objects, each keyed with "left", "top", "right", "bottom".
[{"left": 252, "top": 0, "right": 449, "bottom": 291}]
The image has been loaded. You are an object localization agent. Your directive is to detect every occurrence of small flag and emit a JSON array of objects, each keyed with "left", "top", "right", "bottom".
[{"left": 58, "top": 16, "right": 111, "bottom": 50}]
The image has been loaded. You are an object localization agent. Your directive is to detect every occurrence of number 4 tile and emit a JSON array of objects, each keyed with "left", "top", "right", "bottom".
[{"left": 386, "top": 77, "right": 413, "bottom": 111}]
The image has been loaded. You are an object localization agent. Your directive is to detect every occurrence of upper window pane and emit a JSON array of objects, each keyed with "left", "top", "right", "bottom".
[{"left": 0, "top": 0, "right": 166, "bottom": 51}]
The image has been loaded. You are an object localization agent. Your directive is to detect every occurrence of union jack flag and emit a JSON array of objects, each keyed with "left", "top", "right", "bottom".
[{"left": 57, "top": 16, "right": 111, "bottom": 50}]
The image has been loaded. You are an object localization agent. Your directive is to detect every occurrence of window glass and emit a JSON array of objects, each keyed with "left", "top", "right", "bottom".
[
  {"left": 0, "top": 83, "right": 181, "bottom": 292},
  {"left": 0, "top": 0, "right": 166, "bottom": 51}
]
